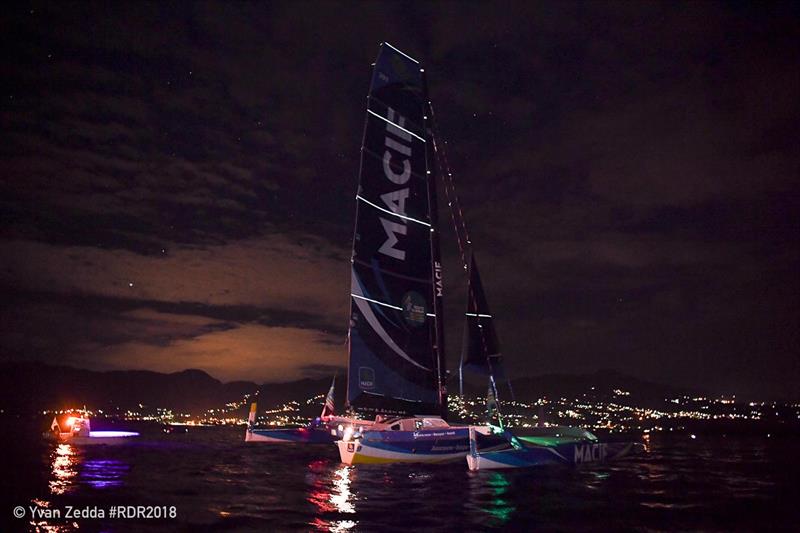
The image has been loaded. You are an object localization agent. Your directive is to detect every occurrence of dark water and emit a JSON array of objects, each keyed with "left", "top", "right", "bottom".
[{"left": 5, "top": 425, "right": 800, "bottom": 532}]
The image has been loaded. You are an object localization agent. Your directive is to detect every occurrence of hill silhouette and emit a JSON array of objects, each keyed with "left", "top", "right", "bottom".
[{"left": 0, "top": 361, "right": 696, "bottom": 415}]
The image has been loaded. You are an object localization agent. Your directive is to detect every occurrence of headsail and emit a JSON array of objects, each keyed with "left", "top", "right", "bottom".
[
  {"left": 347, "top": 43, "right": 445, "bottom": 417},
  {"left": 247, "top": 400, "right": 257, "bottom": 426},
  {"left": 320, "top": 376, "right": 336, "bottom": 418},
  {"left": 486, "top": 382, "right": 498, "bottom": 423},
  {"left": 460, "top": 254, "right": 503, "bottom": 381}
]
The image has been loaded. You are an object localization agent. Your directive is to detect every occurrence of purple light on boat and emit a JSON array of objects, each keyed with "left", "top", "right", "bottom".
[{"left": 88, "top": 431, "right": 139, "bottom": 438}]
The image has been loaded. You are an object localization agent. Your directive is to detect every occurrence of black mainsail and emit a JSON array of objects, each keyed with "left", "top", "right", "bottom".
[{"left": 347, "top": 43, "right": 446, "bottom": 417}]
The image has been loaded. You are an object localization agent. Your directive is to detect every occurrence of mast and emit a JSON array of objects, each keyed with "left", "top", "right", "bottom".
[{"left": 422, "top": 73, "right": 447, "bottom": 420}]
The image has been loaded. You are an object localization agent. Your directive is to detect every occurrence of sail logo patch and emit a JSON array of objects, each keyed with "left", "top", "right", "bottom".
[
  {"left": 358, "top": 367, "right": 375, "bottom": 389},
  {"left": 402, "top": 291, "right": 427, "bottom": 326}
]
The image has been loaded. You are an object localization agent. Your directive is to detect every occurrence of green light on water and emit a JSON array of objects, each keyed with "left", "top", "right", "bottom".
[
  {"left": 483, "top": 472, "right": 516, "bottom": 525},
  {"left": 487, "top": 498, "right": 516, "bottom": 523}
]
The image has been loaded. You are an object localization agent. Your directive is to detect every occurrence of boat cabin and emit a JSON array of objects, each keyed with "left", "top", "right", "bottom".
[{"left": 371, "top": 416, "right": 450, "bottom": 432}]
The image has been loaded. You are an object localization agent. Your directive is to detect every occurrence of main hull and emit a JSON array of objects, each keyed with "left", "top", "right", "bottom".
[
  {"left": 336, "top": 434, "right": 469, "bottom": 465},
  {"left": 337, "top": 423, "right": 508, "bottom": 465}
]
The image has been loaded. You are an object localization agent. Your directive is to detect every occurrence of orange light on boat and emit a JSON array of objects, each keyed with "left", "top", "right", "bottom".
[{"left": 65, "top": 416, "right": 77, "bottom": 427}]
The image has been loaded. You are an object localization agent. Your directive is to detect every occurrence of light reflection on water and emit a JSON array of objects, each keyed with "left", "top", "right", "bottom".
[
  {"left": 28, "top": 497, "right": 65, "bottom": 532},
  {"left": 81, "top": 458, "right": 129, "bottom": 489},
  {"left": 32, "top": 443, "right": 131, "bottom": 532},
  {"left": 306, "top": 459, "right": 337, "bottom": 514},
  {"left": 32, "top": 445, "right": 80, "bottom": 531},
  {"left": 306, "top": 460, "right": 358, "bottom": 531},
  {"left": 330, "top": 466, "right": 355, "bottom": 514},
  {"left": 485, "top": 471, "right": 516, "bottom": 525},
  {"left": 467, "top": 469, "right": 517, "bottom": 527},
  {"left": 28, "top": 520, "right": 77, "bottom": 533},
  {"left": 17, "top": 429, "right": 798, "bottom": 531},
  {"left": 49, "top": 444, "right": 77, "bottom": 495}
]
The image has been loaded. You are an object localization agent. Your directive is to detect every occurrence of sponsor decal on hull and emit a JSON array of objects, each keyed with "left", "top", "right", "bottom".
[
  {"left": 573, "top": 443, "right": 608, "bottom": 463},
  {"left": 337, "top": 440, "right": 468, "bottom": 465},
  {"left": 468, "top": 441, "right": 640, "bottom": 470}
]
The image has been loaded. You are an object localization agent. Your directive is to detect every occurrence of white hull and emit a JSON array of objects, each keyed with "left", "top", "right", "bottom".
[
  {"left": 68, "top": 436, "right": 137, "bottom": 446},
  {"left": 245, "top": 430, "right": 296, "bottom": 443}
]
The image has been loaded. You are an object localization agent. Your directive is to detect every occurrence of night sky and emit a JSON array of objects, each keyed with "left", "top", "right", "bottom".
[{"left": 2, "top": 2, "right": 798, "bottom": 399}]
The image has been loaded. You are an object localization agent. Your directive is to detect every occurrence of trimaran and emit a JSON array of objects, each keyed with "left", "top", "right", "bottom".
[
  {"left": 335, "top": 41, "right": 508, "bottom": 464},
  {"left": 249, "top": 42, "right": 641, "bottom": 468},
  {"left": 245, "top": 376, "right": 369, "bottom": 443}
]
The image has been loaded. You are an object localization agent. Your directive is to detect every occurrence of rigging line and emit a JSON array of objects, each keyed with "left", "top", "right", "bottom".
[
  {"left": 430, "top": 104, "right": 517, "bottom": 403},
  {"left": 430, "top": 106, "right": 499, "bottom": 399},
  {"left": 430, "top": 104, "right": 502, "bottom": 404},
  {"left": 429, "top": 103, "right": 468, "bottom": 227},
  {"left": 432, "top": 133, "right": 470, "bottom": 270},
  {"left": 432, "top": 135, "right": 468, "bottom": 269},
  {"left": 429, "top": 103, "right": 472, "bottom": 270},
  {"left": 436, "top": 135, "right": 471, "bottom": 252}
]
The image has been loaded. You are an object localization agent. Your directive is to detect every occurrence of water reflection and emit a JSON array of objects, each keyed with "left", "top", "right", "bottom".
[
  {"left": 328, "top": 519, "right": 357, "bottom": 532},
  {"left": 486, "top": 471, "right": 515, "bottom": 524},
  {"left": 28, "top": 498, "right": 76, "bottom": 532},
  {"left": 331, "top": 466, "right": 355, "bottom": 514},
  {"left": 582, "top": 468, "right": 611, "bottom": 491},
  {"left": 306, "top": 460, "right": 357, "bottom": 531},
  {"left": 49, "top": 444, "right": 77, "bottom": 495},
  {"left": 307, "top": 459, "right": 336, "bottom": 513},
  {"left": 28, "top": 519, "right": 75, "bottom": 533},
  {"left": 81, "top": 458, "right": 129, "bottom": 489},
  {"left": 467, "top": 470, "right": 517, "bottom": 526}
]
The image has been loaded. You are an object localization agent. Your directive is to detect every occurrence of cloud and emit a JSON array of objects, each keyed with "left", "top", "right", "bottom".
[
  {"left": 76, "top": 324, "right": 345, "bottom": 383},
  {"left": 0, "top": 232, "right": 352, "bottom": 381},
  {"left": 2, "top": 2, "right": 798, "bottom": 397},
  {"left": 0, "top": 234, "right": 348, "bottom": 321}
]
